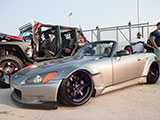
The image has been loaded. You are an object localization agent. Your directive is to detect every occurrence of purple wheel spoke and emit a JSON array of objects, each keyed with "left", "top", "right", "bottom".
[
  {"left": 78, "top": 89, "right": 84, "bottom": 96},
  {"left": 79, "top": 75, "right": 83, "bottom": 80},
  {"left": 80, "top": 84, "right": 88, "bottom": 87},
  {"left": 67, "top": 86, "right": 74, "bottom": 88},
  {"left": 65, "top": 71, "right": 91, "bottom": 103},
  {"left": 73, "top": 91, "right": 77, "bottom": 97}
]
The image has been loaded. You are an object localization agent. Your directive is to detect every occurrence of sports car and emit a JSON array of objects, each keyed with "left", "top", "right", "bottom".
[{"left": 10, "top": 40, "right": 159, "bottom": 109}]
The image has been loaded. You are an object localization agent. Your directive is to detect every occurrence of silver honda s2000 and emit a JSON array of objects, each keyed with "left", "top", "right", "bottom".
[{"left": 10, "top": 41, "right": 159, "bottom": 109}]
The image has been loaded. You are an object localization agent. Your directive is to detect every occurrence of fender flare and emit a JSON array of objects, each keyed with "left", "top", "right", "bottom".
[
  {"left": 55, "top": 66, "right": 98, "bottom": 101},
  {"left": 0, "top": 44, "right": 30, "bottom": 64},
  {"left": 142, "top": 59, "right": 159, "bottom": 76},
  {"left": 55, "top": 65, "right": 100, "bottom": 80}
]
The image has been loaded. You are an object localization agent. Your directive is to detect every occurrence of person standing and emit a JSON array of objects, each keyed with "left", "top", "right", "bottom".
[
  {"left": 130, "top": 32, "right": 145, "bottom": 53},
  {"left": 150, "top": 22, "right": 160, "bottom": 60}
]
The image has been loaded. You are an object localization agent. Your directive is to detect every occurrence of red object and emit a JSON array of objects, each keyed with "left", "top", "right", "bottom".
[
  {"left": 104, "top": 47, "right": 111, "bottom": 54},
  {"left": 125, "top": 47, "right": 133, "bottom": 54},
  {"left": 42, "top": 72, "right": 57, "bottom": 83},
  {"left": 7, "top": 70, "right": 11, "bottom": 73},
  {"left": 61, "top": 28, "right": 70, "bottom": 30},
  {"left": 0, "top": 33, "right": 5, "bottom": 36},
  {"left": 80, "top": 39, "right": 85, "bottom": 42},
  {"left": 80, "top": 35, "right": 85, "bottom": 42},
  {"left": 27, "top": 63, "right": 32, "bottom": 66},
  {"left": 6, "top": 35, "right": 22, "bottom": 40},
  {"left": 35, "top": 22, "right": 41, "bottom": 33}
]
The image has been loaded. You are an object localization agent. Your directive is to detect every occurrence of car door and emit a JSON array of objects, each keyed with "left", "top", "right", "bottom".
[
  {"left": 98, "top": 57, "right": 113, "bottom": 87},
  {"left": 133, "top": 53, "right": 148, "bottom": 77},
  {"left": 113, "top": 54, "right": 142, "bottom": 84}
]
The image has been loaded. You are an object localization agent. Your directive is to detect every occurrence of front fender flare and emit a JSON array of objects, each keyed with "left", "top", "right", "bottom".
[{"left": 56, "top": 65, "right": 100, "bottom": 80}]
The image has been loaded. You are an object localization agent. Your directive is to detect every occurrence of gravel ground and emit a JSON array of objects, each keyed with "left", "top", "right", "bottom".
[{"left": 0, "top": 80, "right": 160, "bottom": 120}]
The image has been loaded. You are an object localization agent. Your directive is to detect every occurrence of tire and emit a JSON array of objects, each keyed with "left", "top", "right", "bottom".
[
  {"left": 147, "top": 62, "right": 159, "bottom": 84},
  {"left": 59, "top": 71, "right": 94, "bottom": 106},
  {"left": 0, "top": 55, "right": 23, "bottom": 88}
]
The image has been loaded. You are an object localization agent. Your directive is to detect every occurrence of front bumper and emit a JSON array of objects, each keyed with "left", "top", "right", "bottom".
[{"left": 11, "top": 79, "right": 62, "bottom": 109}]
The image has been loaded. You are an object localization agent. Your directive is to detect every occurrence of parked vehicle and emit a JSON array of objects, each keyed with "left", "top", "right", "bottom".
[
  {"left": 0, "top": 21, "right": 87, "bottom": 88},
  {"left": 11, "top": 40, "right": 159, "bottom": 109}
]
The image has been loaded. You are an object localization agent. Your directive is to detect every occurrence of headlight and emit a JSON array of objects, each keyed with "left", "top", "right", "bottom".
[{"left": 22, "top": 72, "right": 57, "bottom": 84}]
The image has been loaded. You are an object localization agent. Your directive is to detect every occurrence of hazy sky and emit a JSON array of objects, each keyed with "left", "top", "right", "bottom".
[{"left": 0, "top": 0, "right": 159, "bottom": 35}]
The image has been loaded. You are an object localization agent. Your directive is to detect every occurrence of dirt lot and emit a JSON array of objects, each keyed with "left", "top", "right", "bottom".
[{"left": 0, "top": 80, "right": 160, "bottom": 120}]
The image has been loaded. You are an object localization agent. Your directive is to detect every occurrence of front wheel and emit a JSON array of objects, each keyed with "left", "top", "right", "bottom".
[
  {"left": 147, "top": 63, "right": 159, "bottom": 84},
  {"left": 59, "top": 71, "right": 94, "bottom": 106},
  {"left": 0, "top": 55, "right": 23, "bottom": 88}
]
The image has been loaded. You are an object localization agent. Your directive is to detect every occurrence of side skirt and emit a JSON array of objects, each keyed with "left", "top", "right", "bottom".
[{"left": 95, "top": 77, "right": 146, "bottom": 96}]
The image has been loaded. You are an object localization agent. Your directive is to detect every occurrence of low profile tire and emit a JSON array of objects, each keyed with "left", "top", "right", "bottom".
[
  {"left": 147, "top": 62, "right": 159, "bottom": 84},
  {"left": 59, "top": 71, "right": 94, "bottom": 106},
  {"left": 0, "top": 55, "right": 23, "bottom": 88}
]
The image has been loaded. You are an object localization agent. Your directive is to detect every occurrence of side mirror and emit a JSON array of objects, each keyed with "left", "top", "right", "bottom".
[{"left": 116, "top": 50, "right": 129, "bottom": 56}]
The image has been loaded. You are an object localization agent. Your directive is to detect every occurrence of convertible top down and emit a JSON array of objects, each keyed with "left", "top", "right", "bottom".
[{"left": 10, "top": 40, "right": 159, "bottom": 109}]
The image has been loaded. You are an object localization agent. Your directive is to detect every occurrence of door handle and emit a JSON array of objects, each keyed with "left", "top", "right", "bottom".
[
  {"left": 137, "top": 58, "right": 141, "bottom": 61},
  {"left": 115, "top": 57, "right": 121, "bottom": 61}
]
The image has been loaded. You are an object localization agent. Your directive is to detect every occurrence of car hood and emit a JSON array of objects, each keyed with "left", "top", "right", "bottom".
[{"left": 16, "top": 56, "right": 99, "bottom": 77}]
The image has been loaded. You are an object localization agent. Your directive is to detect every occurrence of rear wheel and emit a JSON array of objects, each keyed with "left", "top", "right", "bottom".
[
  {"left": 0, "top": 55, "right": 23, "bottom": 88},
  {"left": 147, "top": 63, "right": 159, "bottom": 84},
  {"left": 59, "top": 71, "right": 94, "bottom": 106}
]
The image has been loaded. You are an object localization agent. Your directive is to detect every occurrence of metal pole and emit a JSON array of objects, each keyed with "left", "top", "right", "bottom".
[
  {"left": 68, "top": 12, "right": 72, "bottom": 26},
  {"left": 137, "top": 0, "right": 140, "bottom": 31},
  {"left": 119, "top": 29, "right": 129, "bottom": 42},
  {"left": 128, "top": 21, "right": 132, "bottom": 41},
  {"left": 116, "top": 27, "right": 119, "bottom": 49},
  {"left": 91, "top": 30, "right": 93, "bottom": 42},
  {"left": 96, "top": 26, "right": 101, "bottom": 41},
  {"left": 69, "top": 16, "right": 71, "bottom": 26},
  {"left": 147, "top": 22, "right": 150, "bottom": 38},
  {"left": 141, "top": 26, "right": 144, "bottom": 38}
]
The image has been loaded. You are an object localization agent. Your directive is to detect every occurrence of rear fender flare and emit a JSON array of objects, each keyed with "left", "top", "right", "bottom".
[{"left": 142, "top": 59, "right": 158, "bottom": 76}]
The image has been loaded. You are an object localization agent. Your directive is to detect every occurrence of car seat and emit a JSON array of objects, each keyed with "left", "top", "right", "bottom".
[{"left": 104, "top": 47, "right": 111, "bottom": 56}]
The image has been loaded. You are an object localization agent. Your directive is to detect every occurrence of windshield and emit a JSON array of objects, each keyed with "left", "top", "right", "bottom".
[
  {"left": 75, "top": 41, "right": 114, "bottom": 57},
  {"left": 19, "top": 29, "right": 32, "bottom": 42}
]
